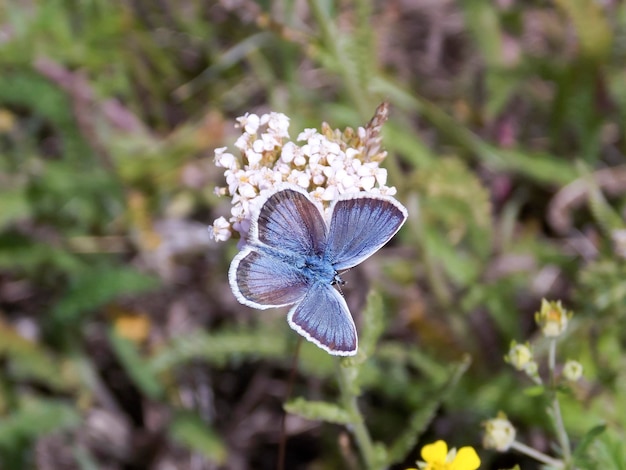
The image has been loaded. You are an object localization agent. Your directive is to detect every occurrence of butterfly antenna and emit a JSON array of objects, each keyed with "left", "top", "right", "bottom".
[{"left": 277, "top": 337, "right": 302, "bottom": 470}]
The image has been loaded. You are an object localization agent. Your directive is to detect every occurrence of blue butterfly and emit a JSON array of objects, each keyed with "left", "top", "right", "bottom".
[{"left": 229, "top": 184, "right": 408, "bottom": 356}]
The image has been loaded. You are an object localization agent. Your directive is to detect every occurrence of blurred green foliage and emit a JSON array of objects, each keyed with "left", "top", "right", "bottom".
[{"left": 0, "top": 0, "right": 625, "bottom": 469}]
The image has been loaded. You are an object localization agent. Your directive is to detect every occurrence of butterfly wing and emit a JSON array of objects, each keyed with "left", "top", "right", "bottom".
[
  {"left": 287, "top": 282, "right": 357, "bottom": 356},
  {"left": 326, "top": 194, "right": 408, "bottom": 270},
  {"left": 251, "top": 185, "right": 327, "bottom": 257},
  {"left": 229, "top": 247, "right": 310, "bottom": 309}
]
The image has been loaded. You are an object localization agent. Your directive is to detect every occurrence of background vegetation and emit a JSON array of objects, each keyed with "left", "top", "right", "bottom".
[{"left": 1, "top": 0, "right": 625, "bottom": 469}]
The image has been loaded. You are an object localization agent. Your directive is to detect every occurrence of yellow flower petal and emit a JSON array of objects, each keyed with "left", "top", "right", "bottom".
[
  {"left": 113, "top": 312, "right": 151, "bottom": 343},
  {"left": 421, "top": 440, "right": 448, "bottom": 464},
  {"left": 451, "top": 446, "right": 480, "bottom": 470}
]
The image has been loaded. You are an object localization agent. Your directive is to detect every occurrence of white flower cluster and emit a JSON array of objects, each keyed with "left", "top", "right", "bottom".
[{"left": 209, "top": 110, "right": 396, "bottom": 242}]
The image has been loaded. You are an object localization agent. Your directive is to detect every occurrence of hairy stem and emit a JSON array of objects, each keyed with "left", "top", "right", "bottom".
[
  {"left": 511, "top": 440, "right": 564, "bottom": 469},
  {"left": 336, "top": 360, "right": 378, "bottom": 469},
  {"left": 547, "top": 339, "right": 572, "bottom": 464}
]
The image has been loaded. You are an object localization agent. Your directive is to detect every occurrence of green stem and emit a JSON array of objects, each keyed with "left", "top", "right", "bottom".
[
  {"left": 551, "top": 395, "right": 572, "bottom": 464},
  {"left": 548, "top": 338, "right": 557, "bottom": 375},
  {"left": 547, "top": 339, "right": 572, "bottom": 464},
  {"left": 529, "top": 370, "right": 543, "bottom": 386},
  {"left": 307, "top": 0, "right": 371, "bottom": 120},
  {"left": 511, "top": 440, "right": 564, "bottom": 469},
  {"left": 336, "top": 360, "right": 378, "bottom": 469}
]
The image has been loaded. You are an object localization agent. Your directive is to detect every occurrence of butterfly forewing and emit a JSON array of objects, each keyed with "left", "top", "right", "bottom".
[
  {"left": 230, "top": 248, "right": 310, "bottom": 308},
  {"left": 254, "top": 188, "right": 327, "bottom": 257},
  {"left": 287, "top": 282, "right": 357, "bottom": 356},
  {"left": 326, "top": 195, "right": 408, "bottom": 270}
]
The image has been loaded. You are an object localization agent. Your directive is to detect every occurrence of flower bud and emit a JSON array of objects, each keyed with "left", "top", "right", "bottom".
[
  {"left": 483, "top": 412, "right": 516, "bottom": 452},
  {"left": 505, "top": 341, "right": 534, "bottom": 371},
  {"left": 563, "top": 360, "right": 583, "bottom": 382},
  {"left": 535, "top": 299, "right": 571, "bottom": 337}
]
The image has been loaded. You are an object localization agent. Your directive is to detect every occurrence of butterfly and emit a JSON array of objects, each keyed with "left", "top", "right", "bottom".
[{"left": 229, "top": 184, "right": 407, "bottom": 356}]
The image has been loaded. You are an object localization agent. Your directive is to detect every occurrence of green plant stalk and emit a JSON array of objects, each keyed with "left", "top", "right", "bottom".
[
  {"left": 548, "top": 338, "right": 557, "bottom": 375},
  {"left": 548, "top": 339, "right": 572, "bottom": 464},
  {"left": 576, "top": 161, "right": 626, "bottom": 236},
  {"left": 336, "top": 360, "right": 378, "bottom": 470},
  {"left": 511, "top": 440, "right": 564, "bottom": 469},
  {"left": 307, "top": 0, "right": 371, "bottom": 120},
  {"left": 551, "top": 398, "right": 572, "bottom": 466}
]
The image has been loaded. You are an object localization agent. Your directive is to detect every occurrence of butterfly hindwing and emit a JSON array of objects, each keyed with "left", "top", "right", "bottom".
[
  {"left": 287, "top": 282, "right": 357, "bottom": 356},
  {"left": 230, "top": 247, "right": 310, "bottom": 309},
  {"left": 326, "top": 194, "right": 408, "bottom": 271}
]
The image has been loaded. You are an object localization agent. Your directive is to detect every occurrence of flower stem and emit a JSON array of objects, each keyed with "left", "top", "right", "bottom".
[
  {"left": 511, "top": 440, "right": 564, "bottom": 469},
  {"left": 336, "top": 360, "right": 378, "bottom": 469},
  {"left": 551, "top": 394, "right": 572, "bottom": 464},
  {"left": 547, "top": 339, "right": 572, "bottom": 464},
  {"left": 548, "top": 338, "right": 556, "bottom": 375}
]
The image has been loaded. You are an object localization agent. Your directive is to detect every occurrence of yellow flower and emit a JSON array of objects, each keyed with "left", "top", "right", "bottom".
[{"left": 408, "top": 440, "right": 480, "bottom": 470}]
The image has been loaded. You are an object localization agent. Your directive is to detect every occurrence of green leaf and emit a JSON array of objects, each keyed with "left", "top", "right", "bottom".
[
  {"left": 461, "top": 0, "right": 504, "bottom": 67},
  {"left": 0, "top": 398, "right": 80, "bottom": 448},
  {"left": 584, "top": 171, "right": 626, "bottom": 235},
  {"left": 0, "top": 234, "right": 83, "bottom": 275},
  {"left": 149, "top": 327, "right": 290, "bottom": 373},
  {"left": 422, "top": 229, "right": 482, "bottom": 285},
  {"left": 554, "top": 0, "right": 612, "bottom": 60},
  {"left": 523, "top": 385, "right": 546, "bottom": 397},
  {"left": 386, "top": 355, "right": 471, "bottom": 464},
  {"left": 27, "top": 160, "right": 121, "bottom": 229},
  {"left": 416, "top": 157, "right": 492, "bottom": 286},
  {"left": 52, "top": 265, "right": 159, "bottom": 323},
  {"left": 284, "top": 397, "right": 352, "bottom": 425},
  {"left": 383, "top": 120, "right": 435, "bottom": 169},
  {"left": 573, "top": 424, "right": 607, "bottom": 461},
  {"left": 169, "top": 412, "right": 227, "bottom": 464},
  {"left": 579, "top": 431, "right": 626, "bottom": 470},
  {"left": 0, "top": 188, "right": 30, "bottom": 230},
  {"left": 107, "top": 329, "right": 163, "bottom": 400},
  {"left": 0, "top": 322, "right": 75, "bottom": 391},
  {"left": 578, "top": 261, "right": 626, "bottom": 314},
  {"left": 0, "top": 69, "right": 93, "bottom": 163},
  {"left": 371, "top": 76, "right": 578, "bottom": 185}
]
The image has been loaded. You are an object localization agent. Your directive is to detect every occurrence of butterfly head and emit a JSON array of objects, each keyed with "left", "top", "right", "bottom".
[{"left": 331, "top": 272, "right": 346, "bottom": 287}]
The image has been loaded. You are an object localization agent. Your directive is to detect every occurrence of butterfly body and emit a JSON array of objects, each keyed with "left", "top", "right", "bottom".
[
  {"left": 229, "top": 184, "right": 407, "bottom": 356},
  {"left": 255, "top": 244, "right": 337, "bottom": 284}
]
